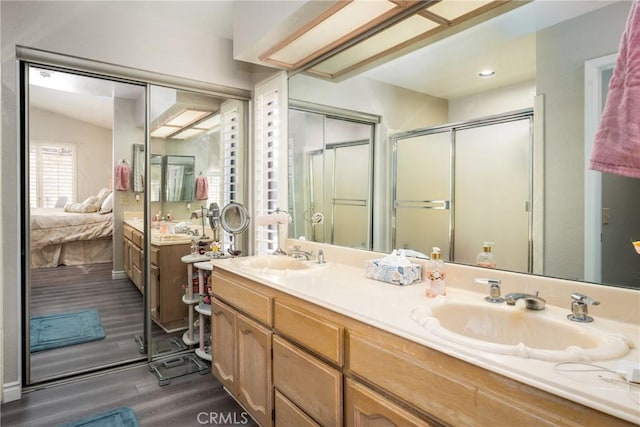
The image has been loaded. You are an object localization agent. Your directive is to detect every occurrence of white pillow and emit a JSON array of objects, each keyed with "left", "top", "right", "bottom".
[
  {"left": 99, "top": 192, "right": 113, "bottom": 214},
  {"left": 95, "top": 188, "right": 111, "bottom": 208}
]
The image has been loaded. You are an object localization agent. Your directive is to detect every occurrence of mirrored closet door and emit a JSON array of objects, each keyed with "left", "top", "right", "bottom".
[
  {"left": 24, "top": 63, "right": 249, "bottom": 385},
  {"left": 25, "top": 64, "right": 148, "bottom": 384}
]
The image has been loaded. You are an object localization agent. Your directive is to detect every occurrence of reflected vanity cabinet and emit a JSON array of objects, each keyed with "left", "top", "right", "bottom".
[{"left": 122, "top": 222, "right": 190, "bottom": 331}]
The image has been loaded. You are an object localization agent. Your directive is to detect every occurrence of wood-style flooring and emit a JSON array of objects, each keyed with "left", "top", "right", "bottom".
[
  {"left": 1, "top": 363, "right": 257, "bottom": 427},
  {"left": 30, "top": 263, "right": 147, "bottom": 382},
  {"left": 4, "top": 262, "right": 257, "bottom": 426}
]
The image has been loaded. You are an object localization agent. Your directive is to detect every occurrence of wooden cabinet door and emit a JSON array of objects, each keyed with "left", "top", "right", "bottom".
[
  {"left": 273, "top": 335, "right": 342, "bottom": 427},
  {"left": 345, "top": 379, "right": 432, "bottom": 427},
  {"left": 211, "top": 299, "right": 237, "bottom": 395},
  {"left": 237, "top": 313, "right": 273, "bottom": 427}
]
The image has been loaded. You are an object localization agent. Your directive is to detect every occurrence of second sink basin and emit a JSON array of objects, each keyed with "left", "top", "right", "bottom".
[
  {"left": 241, "top": 255, "right": 311, "bottom": 271},
  {"left": 237, "top": 255, "right": 328, "bottom": 275},
  {"left": 411, "top": 299, "right": 632, "bottom": 361}
]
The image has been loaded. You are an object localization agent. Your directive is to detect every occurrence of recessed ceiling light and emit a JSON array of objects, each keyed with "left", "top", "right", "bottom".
[{"left": 478, "top": 69, "right": 496, "bottom": 78}]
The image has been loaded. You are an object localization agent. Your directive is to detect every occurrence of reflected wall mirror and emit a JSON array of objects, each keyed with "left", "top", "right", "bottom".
[
  {"left": 288, "top": 104, "right": 376, "bottom": 250},
  {"left": 163, "top": 155, "right": 195, "bottom": 202},
  {"left": 132, "top": 144, "right": 145, "bottom": 193},
  {"left": 287, "top": 1, "right": 640, "bottom": 289}
]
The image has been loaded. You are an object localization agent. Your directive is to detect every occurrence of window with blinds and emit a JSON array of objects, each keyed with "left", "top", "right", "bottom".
[
  {"left": 220, "top": 106, "right": 240, "bottom": 248},
  {"left": 253, "top": 76, "right": 287, "bottom": 253},
  {"left": 29, "top": 142, "right": 77, "bottom": 208}
]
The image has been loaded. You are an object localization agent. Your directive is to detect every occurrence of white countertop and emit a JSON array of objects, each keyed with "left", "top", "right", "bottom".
[{"left": 210, "top": 254, "right": 640, "bottom": 424}]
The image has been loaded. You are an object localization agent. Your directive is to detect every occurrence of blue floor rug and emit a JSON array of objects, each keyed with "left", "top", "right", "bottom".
[
  {"left": 59, "top": 407, "right": 139, "bottom": 427},
  {"left": 31, "top": 309, "right": 106, "bottom": 352}
]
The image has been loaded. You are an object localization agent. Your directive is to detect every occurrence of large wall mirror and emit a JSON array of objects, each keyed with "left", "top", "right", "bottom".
[{"left": 288, "top": 1, "right": 640, "bottom": 290}]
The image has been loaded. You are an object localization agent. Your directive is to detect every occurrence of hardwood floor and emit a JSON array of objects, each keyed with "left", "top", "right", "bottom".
[{"left": 1, "top": 364, "right": 258, "bottom": 427}]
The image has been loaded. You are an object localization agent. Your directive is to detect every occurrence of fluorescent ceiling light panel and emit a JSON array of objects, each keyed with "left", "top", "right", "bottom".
[
  {"left": 311, "top": 14, "right": 439, "bottom": 76},
  {"left": 166, "top": 109, "right": 211, "bottom": 127},
  {"left": 171, "top": 128, "right": 204, "bottom": 140},
  {"left": 268, "top": 0, "right": 396, "bottom": 65},
  {"left": 194, "top": 114, "right": 221, "bottom": 130},
  {"left": 151, "top": 125, "right": 180, "bottom": 138},
  {"left": 427, "top": 0, "right": 494, "bottom": 21}
]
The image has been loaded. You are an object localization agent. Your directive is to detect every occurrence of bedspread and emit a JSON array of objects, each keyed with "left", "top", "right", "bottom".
[{"left": 31, "top": 208, "right": 113, "bottom": 250}]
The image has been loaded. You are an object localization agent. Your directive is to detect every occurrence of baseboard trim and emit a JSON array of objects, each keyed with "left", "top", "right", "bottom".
[
  {"left": 3, "top": 380, "right": 22, "bottom": 402},
  {"left": 112, "top": 270, "right": 127, "bottom": 280}
]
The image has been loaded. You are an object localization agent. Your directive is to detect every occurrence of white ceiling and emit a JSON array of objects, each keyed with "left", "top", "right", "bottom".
[{"left": 28, "top": 0, "right": 618, "bottom": 128}]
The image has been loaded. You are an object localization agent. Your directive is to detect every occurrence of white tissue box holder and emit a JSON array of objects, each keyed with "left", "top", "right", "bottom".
[{"left": 365, "top": 259, "right": 422, "bottom": 286}]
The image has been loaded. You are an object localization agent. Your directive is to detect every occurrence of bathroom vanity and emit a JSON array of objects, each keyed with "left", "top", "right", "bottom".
[
  {"left": 209, "top": 241, "right": 639, "bottom": 427},
  {"left": 123, "top": 221, "right": 190, "bottom": 332}
]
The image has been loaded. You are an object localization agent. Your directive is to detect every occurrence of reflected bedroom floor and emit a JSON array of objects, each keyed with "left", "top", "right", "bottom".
[{"left": 29, "top": 263, "right": 184, "bottom": 383}]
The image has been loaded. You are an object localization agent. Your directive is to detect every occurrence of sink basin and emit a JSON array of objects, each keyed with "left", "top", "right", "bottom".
[
  {"left": 241, "top": 255, "right": 311, "bottom": 271},
  {"left": 411, "top": 300, "right": 632, "bottom": 361},
  {"left": 237, "top": 255, "right": 328, "bottom": 274}
]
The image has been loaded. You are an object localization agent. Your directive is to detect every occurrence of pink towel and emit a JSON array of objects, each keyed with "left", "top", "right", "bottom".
[
  {"left": 115, "top": 162, "right": 130, "bottom": 191},
  {"left": 590, "top": 0, "right": 640, "bottom": 178},
  {"left": 195, "top": 175, "right": 208, "bottom": 200}
]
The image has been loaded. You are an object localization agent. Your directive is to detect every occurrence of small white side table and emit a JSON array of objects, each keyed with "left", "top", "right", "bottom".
[{"left": 180, "top": 253, "right": 210, "bottom": 346}]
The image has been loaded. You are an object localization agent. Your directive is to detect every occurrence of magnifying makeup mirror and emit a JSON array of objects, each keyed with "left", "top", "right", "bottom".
[{"left": 220, "top": 202, "right": 250, "bottom": 256}]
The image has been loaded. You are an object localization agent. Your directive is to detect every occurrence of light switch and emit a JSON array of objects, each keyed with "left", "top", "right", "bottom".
[{"left": 602, "top": 207, "right": 610, "bottom": 224}]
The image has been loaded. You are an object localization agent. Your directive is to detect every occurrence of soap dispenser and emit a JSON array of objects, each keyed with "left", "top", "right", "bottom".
[
  {"left": 425, "top": 247, "right": 446, "bottom": 298},
  {"left": 476, "top": 242, "right": 496, "bottom": 268}
]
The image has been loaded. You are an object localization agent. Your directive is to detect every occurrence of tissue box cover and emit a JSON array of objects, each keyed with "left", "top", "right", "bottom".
[{"left": 365, "top": 259, "right": 422, "bottom": 286}]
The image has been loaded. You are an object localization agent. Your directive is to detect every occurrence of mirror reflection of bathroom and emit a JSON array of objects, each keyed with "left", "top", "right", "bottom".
[{"left": 288, "top": 105, "right": 374, "bottom": 250}]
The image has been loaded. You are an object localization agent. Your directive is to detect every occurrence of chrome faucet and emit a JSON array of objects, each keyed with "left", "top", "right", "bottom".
[
  {"left": 288, "top": 245, "right": 314, "bottom": 260},
  {"left": 505, "top": 291, "right": 546, "bottom": 310},
  {"left": 475, "top": 278, "right": 504, "bottom": 303},
  {"left": 567, "top": 293, "right": 600, "bottom": 322}
]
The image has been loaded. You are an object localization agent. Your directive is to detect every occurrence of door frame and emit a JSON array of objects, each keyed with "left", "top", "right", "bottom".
[{"left": 584, "top": 53, "right": 617, "bottom": 283}]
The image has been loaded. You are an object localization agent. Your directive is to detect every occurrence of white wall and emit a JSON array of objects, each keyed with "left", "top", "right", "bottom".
[
  {"left": 29, "top": 107, "right": 113, "bottom": 201},
  {"left": 448, "top": 80, "right": 536, "bottom": 123},
  {"left": 0, "top": 1, "right": 257, "bottom": 399}
]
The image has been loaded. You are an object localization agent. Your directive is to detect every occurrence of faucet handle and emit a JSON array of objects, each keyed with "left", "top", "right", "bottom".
[
  {"left": 475, "top": 278, "right": 504, "bottom": 303},
  {"left": 568, "top": 293, "right": 600, "bottom": 322},
  {"left": 570, "top": 293, "right": 600, "bottom": 305}
]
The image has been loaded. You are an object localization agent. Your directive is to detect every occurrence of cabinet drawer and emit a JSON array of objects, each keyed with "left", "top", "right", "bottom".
[
  {"left": 274, "top": 300, "right": 343, "bottom": 366},
  {"left": 212, "top": 273, "right": 272, "bottom": 325},
  {"left": 275, "top": 390, "right": 320, "bottom": 427},
  {"left": 273, "top": 335, "right": 342, "bottom": 427},
  {"left": 132, "top": 229, "right": 143, "bottom": 248},
  {"left": 150, "top": 246, "right": 160, "bottom": 266},
  {"left": 123, "top": 225, "right": 133, "bottom": 241},
  {"left": 345, "top": 378, "right": 432, "bottom": 427},
  {"left": 348, "top": 331, "right": 474, "bottom": 426}
]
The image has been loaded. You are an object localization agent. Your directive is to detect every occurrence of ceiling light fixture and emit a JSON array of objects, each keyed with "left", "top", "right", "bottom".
[
  {"left": 478, "top": 69, "right": 496, "bottom": 78},
  {"left": 261, "top": 0, "right": 524, "bottom": 81},
  {"left": 150, "top": 109, "right": 216, "bottom": 139}
]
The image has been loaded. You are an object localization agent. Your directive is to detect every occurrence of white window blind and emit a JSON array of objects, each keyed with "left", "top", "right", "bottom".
[
  {"left": 253, "top": 76, "right": 287, "bottom": 253},
  {"left": 220, "top": 106, "right": 240, "bottom": 248},
  {"left": 29, "top": 142, "right": 76, "bottom": 208}
]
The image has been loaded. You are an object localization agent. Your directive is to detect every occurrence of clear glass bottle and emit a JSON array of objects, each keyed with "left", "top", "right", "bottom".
[
  {"left": 425, "top": 247, "right": 446, "bottom": 298},
  {"left": 476, "top": 242, "right": 496, "bottom": 268}
]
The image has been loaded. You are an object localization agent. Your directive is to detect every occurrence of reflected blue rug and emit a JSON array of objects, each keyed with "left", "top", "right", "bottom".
[
  {"left": 31, "top": 309, "right": 106, "bottom": 352},
  {"left": 59, "top": 407, "right": 139, "bottom": 427}
]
